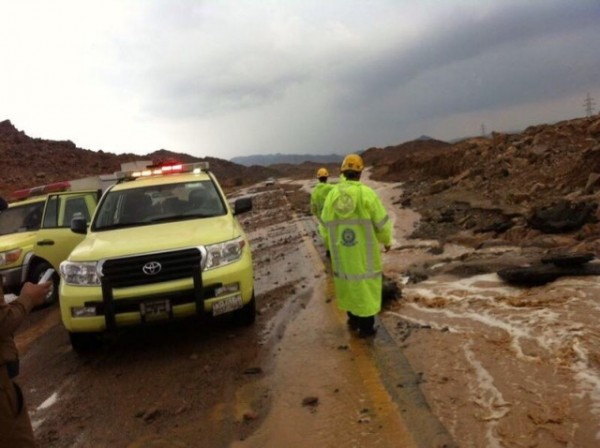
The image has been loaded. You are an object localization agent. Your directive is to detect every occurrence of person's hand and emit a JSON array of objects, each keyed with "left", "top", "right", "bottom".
[
  {"left": 19, "top": 281, "right": 51, "bottom": 308},
  {"left": 384, "top": 245, "right": 391, "bottom": 252}
]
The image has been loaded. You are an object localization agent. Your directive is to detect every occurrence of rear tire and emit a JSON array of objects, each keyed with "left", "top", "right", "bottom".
[
  {"left": 69, "top": 332, "right": 100, "bottom": 353},
  {"left": 233, "top": 293, "right": 256, "bottom": 326},
  {"left": 28, "top": 262, "right": 59, "bottom": 305}
]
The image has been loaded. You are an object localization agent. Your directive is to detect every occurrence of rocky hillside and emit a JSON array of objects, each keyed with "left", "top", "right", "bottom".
[
  {"left": 369, "top": 116, "right": 600, "bottom": 203},
  {"left": 0, "top": 120, "right": 277, "bottom": 196},
  {"left": 366, "top": 115, "right": 600, "bottom": 255}
]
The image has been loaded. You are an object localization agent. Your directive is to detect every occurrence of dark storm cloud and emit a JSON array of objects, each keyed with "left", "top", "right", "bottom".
[
  {"left": 338, "top": 1, "right": 600, "bottom": 113},
  {"left": 147, "top": 69, "right": 306, "bottom": 118}
]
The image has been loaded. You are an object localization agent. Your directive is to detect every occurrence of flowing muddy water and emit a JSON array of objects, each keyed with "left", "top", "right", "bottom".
[{"left": 361, "top": 174, "right": 600, "bottom": 447}]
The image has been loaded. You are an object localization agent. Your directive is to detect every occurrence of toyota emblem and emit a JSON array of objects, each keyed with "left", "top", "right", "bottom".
[{"left": 142, "top": 261, "right": 162, "bottom": 275}]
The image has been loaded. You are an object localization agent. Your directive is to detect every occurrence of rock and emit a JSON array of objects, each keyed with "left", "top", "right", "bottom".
[
  {"left": 541, "top": 252, "right": 595, "bottom": 267},
  {"left": 428, "top": 180, "right": 452, "bottom": 194},
  {"left": 243, "top": 410, "right": 259, "bottom": 421},
  {"left": 583, "top": 173, "right": 600, "bottom": 194},
  {"left": 498, "top": 262, "right": 600, "bottom": 286},
  {"left": 524, "top": 234, "right": 579, "bottom": 249},
  {"left": 509, "top": 192, "right": 531, "bottom": 204},
  {"left": 587, "top": 119, "right": 600, "bottom": 137},
  {"left": 528, "top": 200, "right": 598, "bottom": 234},
  {"left": 382, "top": 276, "right": 401, "bottom": 303},
  {"left": 302, "top": 396, "right": 319, "bottom": 407},
  {"left": 143, "top": 408, "right": 161, "bottom": 423}
]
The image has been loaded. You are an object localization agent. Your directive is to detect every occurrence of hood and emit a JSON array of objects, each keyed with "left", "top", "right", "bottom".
[
  {"left": 0, "top": 231, "right": 36, "bottom": 251},
  {"left": 331, "top": 181, "right": 362, "bottom": 218},
  {"left": 70, "top": 215, "right": 241, "bottom": 261}
]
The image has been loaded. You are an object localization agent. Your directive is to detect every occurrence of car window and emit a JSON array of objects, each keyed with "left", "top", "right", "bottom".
[
  {"left": 0, "top": 201, "right": 45, "bottom": 235},
  {"left": 93, "top": 180, "right": 226, "bottom": 230}
]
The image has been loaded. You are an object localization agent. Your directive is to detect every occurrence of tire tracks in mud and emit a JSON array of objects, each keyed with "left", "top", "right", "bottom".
[{"left": 237, "top": 181, "right": 455, "bottom": 447}]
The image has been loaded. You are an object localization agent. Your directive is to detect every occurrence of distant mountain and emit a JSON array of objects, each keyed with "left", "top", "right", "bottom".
[{"left": 230, "top": 153, "right": 344, "bottom": 166}]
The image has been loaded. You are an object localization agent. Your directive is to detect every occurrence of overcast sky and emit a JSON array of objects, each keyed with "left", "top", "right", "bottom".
[{"left": 1, "top": 0, "right": 599, "bottom": 160}]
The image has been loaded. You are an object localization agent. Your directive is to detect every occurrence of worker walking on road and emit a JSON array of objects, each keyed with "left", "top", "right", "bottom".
[
  {"left": 311, "top": 167, "right": 335, "bottom": 258},
  {"left": 1, "top": 196, "right": 52, "bottom": 447},
  {"left": 310, "top": 167, "right": 334, "bottom": 222},
  {"left": 319, "top": 154, "right": 392, "bottom": 337}
]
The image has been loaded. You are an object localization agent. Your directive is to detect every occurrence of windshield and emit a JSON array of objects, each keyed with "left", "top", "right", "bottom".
[
  {"left": 0, "top": 201, "right": 45, "bottom": 236},
  {"left": 93, "top": 180, "right": 226, "bottom": 231}
]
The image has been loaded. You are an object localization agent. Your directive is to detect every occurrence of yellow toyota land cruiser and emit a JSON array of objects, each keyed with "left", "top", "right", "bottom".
[
  {"left": 59, "top": 161, "right": 255, "bottom": 352},
  {"left": 0, "top": 181, "right": 100, "bottom": 304}
]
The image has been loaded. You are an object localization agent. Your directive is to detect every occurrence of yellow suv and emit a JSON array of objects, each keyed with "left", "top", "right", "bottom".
[
  {"left": 0, "top": 183, "right": 99, "bottom": 304},
  {"left": 59, "top": 162, "right": 255, "bottom": 352}
]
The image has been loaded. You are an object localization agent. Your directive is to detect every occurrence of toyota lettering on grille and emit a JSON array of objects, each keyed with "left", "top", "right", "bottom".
[{"left": 142, "top": 261, "right": 162, "bottom": 275}]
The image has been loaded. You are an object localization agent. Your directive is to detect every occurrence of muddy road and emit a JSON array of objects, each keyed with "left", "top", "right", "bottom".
[
  {"left": 13, "top": 179, "right": 441, "bottom": 448},
  {"left": 14, "top": 175, "right": 600, "bottom": 447}
]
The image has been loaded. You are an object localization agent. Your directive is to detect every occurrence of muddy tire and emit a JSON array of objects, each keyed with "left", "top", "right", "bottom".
[
  {"left": 69, "top": 332, "right": 100, "bottom": 354},
  {"left": 233, "top": 293, "right": 256, "bottom": 326},
  {"left": 28, "top": 262, "right": 59, "bottom": 305}
]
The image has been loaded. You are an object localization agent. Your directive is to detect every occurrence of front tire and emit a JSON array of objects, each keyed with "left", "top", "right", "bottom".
[
  {"left": 233, "top": 293, "right": 256, "bottom": 326},
  {"left": 69, "top": 332, "right": 100, "bottom": 354}
]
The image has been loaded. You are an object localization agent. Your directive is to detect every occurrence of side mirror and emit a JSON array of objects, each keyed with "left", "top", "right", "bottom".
[
  {"left": 233, "top": 197, "right": 252, "bottom": 215},
  {"left": 71, "top": 217, "right": 88, "bottom": 235}
]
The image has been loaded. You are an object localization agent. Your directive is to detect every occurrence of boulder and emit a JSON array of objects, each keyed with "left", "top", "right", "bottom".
[
  {"left": 583, "top": 173, "right": 600, "bottom": 194},
  {"left": 587, "top": 119, "right": 600, "bottom": 137},
  {"left": 528, "top": 200, "right": 598, "bottom": 233}
]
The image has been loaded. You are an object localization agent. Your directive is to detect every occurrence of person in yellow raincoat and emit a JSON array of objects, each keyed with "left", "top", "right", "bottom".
[
  {"left": 310, "top": 167, "right": 334, "bottom": 221},
  {"left": 319, "top": 154, "right": 392, "bottom": 337},
  {"left": 311, "top": 167, "right": 334, "bottom": 257}
]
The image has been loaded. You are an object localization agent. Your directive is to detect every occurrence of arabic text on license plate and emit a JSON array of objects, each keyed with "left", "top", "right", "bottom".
[
  {"left": 140, "top": 300, "right": 171, "bottom": 317},
  {"left": 212, "top": 295, "right": 243, "bottom": 316}
]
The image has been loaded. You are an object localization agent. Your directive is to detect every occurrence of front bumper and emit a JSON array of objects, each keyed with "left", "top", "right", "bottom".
[{"left": 60, "top": 254, "right": 254, "bottom": 333}]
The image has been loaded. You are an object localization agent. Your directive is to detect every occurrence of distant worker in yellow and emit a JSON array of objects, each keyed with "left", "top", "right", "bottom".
[
  {"left": 311, "top": 167, "right": 335, "bottom": 258},
  {"left": 310, "top": 167, "right": 333, "bottom": 221},
  {"left": 319, "top": 154, "right": 392, "bottom": 337}
]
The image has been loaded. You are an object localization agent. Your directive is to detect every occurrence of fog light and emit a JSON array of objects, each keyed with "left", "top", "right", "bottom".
[
  {"left": 71, "top": 306, "right": 97, "bottom": 317},
  {"left": 215, "top": 283, "right": 240, "bottom": 297}
]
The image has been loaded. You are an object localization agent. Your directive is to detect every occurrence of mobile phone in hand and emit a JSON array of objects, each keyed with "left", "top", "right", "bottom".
[{"left": 39, "top": 268, "right": 55, "bottom": 284}]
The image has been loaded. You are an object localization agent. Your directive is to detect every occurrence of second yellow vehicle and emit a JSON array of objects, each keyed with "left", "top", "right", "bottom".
[{"left": 59, "top": 161, "right": 255, "bottom": 352}]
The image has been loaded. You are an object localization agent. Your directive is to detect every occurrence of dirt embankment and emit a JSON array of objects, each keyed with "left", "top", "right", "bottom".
[{"left": 364, "top": 116, "right": 600, "bottom": 257}]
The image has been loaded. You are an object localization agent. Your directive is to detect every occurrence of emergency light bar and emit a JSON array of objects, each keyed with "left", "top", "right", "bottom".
[
  {"left": 116, "top": 161, "right": 210, "bottom": 181},
  {"left": 9, "top": 181, "right": 72, "bottom": 202}
]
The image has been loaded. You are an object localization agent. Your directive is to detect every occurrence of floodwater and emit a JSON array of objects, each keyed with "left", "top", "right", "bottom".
[{"left": 367, "top": 174, "right": 600, "bottom": 447}]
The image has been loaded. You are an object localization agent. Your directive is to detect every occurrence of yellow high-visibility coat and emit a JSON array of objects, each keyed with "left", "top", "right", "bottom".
[
  {"left": 319, "top": 180, "right": 392, "bottom": 317},
  {"left": 310, "top": 182, "right": 334, "bottom": 221}
]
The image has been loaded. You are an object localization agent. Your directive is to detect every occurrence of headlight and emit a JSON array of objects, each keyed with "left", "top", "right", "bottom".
[
  {"left": 60, "top": 261, "right": 100, "bottom": 286},
  {"left": 0, "top": 249, "right": 22, "bottom": 267},
  {"left": 205, "top": 237, "right": 245, "bottom": 270}
]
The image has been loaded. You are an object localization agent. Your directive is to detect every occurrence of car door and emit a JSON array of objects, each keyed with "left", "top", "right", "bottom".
[{"left": 34, "top": 191, "right": 99, "bottom": 270}]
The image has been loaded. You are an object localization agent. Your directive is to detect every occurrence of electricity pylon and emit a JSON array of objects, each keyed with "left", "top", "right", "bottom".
[{"left": 583, "top": 93, "right": 596, "bottom": 116}]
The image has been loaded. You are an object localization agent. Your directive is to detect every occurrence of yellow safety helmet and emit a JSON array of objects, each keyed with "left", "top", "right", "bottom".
[
  {"left": 340, "top": 154, "right": 364, "bottom": 172},
  {"left": 317, "top": 167, "right": 329, "bottom": 178}
]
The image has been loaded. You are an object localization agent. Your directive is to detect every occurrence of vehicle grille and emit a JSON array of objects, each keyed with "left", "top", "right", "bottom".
[{"left": 101, "top": 248, "right": 201, "bottom": 288}]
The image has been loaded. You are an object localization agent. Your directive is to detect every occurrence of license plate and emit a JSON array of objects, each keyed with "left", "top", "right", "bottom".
[
  {"left": 212, "top": 295, "right": 243, "bottom": 316},
  {"left": 140, "top": 300, "right": 171, "bottom": 318}
]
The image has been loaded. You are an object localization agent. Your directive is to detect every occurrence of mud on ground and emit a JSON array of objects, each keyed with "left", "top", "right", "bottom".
[{"left": 373, "top": 174, "right": 600, "bottom": 447}]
